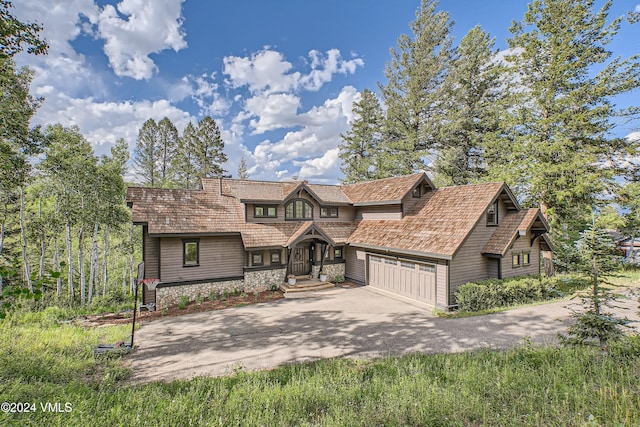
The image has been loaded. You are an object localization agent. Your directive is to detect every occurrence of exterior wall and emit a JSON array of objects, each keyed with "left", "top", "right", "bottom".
[
  {"left": 401, "top": 183, "right": 433, "bottom": 215},
  {"left": 355, "top": 205, "right": 402, "bottom": 220},
  {"left": 247, "top": 248, "right": 285, "bottom": 268},
  {"left": 159, "top": 235, "right": 244, "bottom": 283},
  {"left": 143, "top": 226, "right": 159, "bottom": 279},
  {"left": 345, "top": 246, "right": 365, "bottom": 283},
  {"left": 501, "top": 235, "right": 541, "bottom": 279},
  {"left": 435, "top": 260, "right": 448, "bottom": 308},
  {"left": 244, "top": 267, "right": 286, "bottom": 290},
  {"left": 449, "top": 203, "right": 508, "bottom": 304}
]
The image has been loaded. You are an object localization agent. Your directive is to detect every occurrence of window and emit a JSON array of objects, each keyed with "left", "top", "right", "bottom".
[
  {"left": 270, "top": 251, "right": 281, "bottom": 265},
  {"left": 419, "top": 264, "right": 436, "bottom": 273},
  {"left": 523, "top": 252, "right": 530, "bottom": 266},
  {"left": 487, "top": 201, "right": 498, "bottom": 226},
  {"left": 512, "top": 253, "right": 521, "bottom": 268},
  {"left": 401, "top": 261, "right": 415, "bottom": 269},
  {"left": 285, "top": 199, "right": 313, "bottom": 220},
  {"left": 252, "top": 252, "right": 264, "bottom": 266},
  {"left": 334, "top": 247, "right": 343, "bottom": 260},
  {"left": 385, "top": 258, "right": 396, "bottom": 265},
  {"left": 320, "top": 207, "right": 338, "bottom": 218},
  {"left": 183, "top": 240, "right": 199, "bottom": 267},
  {"left": 254, "top": 205, "right": 277, "bottom": 218},
  {"left": 370, "top": 256, "right": 382, "bottom": 263},
  {"left": 412, "top": 185, "right": 422, "bottom": 198}
]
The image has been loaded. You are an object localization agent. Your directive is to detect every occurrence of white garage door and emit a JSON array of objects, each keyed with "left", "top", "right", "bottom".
[{"left": 368, "top": 255, "right": 436, "bottom": 306}]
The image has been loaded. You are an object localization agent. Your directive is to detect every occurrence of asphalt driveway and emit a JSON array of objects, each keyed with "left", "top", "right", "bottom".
[{"left": 128, "top": 285, "right": 640, "bottom": 382}]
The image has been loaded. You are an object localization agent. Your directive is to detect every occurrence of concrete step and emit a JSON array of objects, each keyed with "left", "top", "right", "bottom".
[{"left": 280, "top": 281, "right": 335, "bottom": 293}]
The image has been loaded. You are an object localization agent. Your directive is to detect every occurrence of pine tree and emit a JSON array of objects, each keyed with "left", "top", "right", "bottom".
[
  {"left": 339, "top": 89, "right": 384, "bottom": 183},
  {"left": 237, "top": 157, "right": 249, "bottom": 180},
  {"left": 435, "top": 26, "right": 504, "bottom": 185},
  {"left": 157, "top": 117, "right": 179, "bottom": 187},
  {"left": 379, "top": 0, "right": 453, "bottom": 175},
  {"left": 172, "top": 122, "right": 198, "bottom": 189},
  {"left": 560, "top": 220, "right": 629, "bottom": 351},
  {"left": 133, "top": 118, "right": 159, "bottom": 187},
  {"left": 192, "top": 116, "right": 228, "bottom": 180},
  {"left": 487, "top": 0, "right": 640, "bottom": 229}
]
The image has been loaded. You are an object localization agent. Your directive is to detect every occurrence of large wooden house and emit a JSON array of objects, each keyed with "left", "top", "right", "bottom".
[{"left": 125, "top": 173, "right": 552, "bottom": 310}]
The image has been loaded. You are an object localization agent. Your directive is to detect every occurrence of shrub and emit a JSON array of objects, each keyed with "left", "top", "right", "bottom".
[
  {"left": 177, "top": 296, "right": 189, "bottom": 310},
  {"left": 455, "top": 276, "right": 562, "bottom": 312}
]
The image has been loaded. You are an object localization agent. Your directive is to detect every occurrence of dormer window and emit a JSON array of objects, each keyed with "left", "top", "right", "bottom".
[
  {"left": 486, "top": 201, "right": 498, "bottom": 226},
  {"left": 412, "top": 185, "right": 422, "bottom": 198},
  {"left": 254, "top": 205, "right": 277, "bottom": 218},
  {"left": 285, "top": 199, "right": 313, "bottom": 220},
  {"left": 320, "top": 207, "right": 338, "bottom": 218}
]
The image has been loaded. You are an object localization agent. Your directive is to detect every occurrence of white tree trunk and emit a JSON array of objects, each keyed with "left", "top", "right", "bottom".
[
  {"left": 53, "top": 236, "right": 61, "bottom": 296},
  {"left": 78, "top": 226, "right": 85, "bottom": 305},
  {"left": 0, "top": 222, "right": 4, "bottom": 293},
  {"left": 88, "top": 223, "right": 99, "bottom": 304},
  {"left": 38, "top": 198, "right": 45, "bottom": 290},
  {"left": 20, "top": 188, "right": 33, "bottom": 291},
  {"left": 122, "top": 263, "right": 127, "bottom": 295},
  {"left": 66, "top": 221, "right": 73, "bottom": 299},
  {"left": 102, "top": 225, "right": 109, "bottom": 297}
]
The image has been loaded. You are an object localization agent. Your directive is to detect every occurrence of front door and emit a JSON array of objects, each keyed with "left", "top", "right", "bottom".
[{"left": 291, "top": 245, "right": 310, "bottom": 276}]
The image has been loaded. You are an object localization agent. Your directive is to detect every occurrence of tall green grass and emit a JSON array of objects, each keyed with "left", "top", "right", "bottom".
[{"left": 1, "top": 305, "right": 639, "bottom": 426}]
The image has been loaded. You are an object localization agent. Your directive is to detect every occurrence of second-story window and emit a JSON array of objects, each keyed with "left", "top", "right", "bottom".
[
  {"left": 254, "top": 205, "right": 277, "bottom": 218},
  {"left": 285, "top": 199, "right": 313, "bottom": 220},
  {"left": 486, "top": 201, "right": 498, "bottom": 226},
  {"left": 320, "top": 207, "right": 338, "bottom": 218}
]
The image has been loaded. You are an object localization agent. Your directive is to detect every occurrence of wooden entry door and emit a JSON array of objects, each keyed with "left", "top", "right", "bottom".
[{"left": 291, "top": 245, "right": 310, "bottom": 276}]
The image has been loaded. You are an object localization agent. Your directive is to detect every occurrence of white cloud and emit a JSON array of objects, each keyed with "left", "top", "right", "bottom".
[
  {"left": 627, "top": 132, "right": 640, "bottom": 142},
  {"left": 295, "top": 148, "right": 341, "bottom": 179},
  {"left": 97, "top": 0, "right": 187, "bottom": 80},
  {"left": 245, "top": 93, "right": 301, "bottom": 134},
  {"left": 636, "top": 4, "right": 640, "bottom": 12},
  {"left": 223, "top": 48, "right": 363, "bottom": 96}
]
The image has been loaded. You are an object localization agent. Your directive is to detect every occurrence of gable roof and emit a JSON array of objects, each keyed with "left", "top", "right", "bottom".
[
  {"left": 340, "top": 173, "right": 433, "bottom": 205},
  {"left": 348, "top": 182, "right": 511, "bottom": 259},
  {"left": 482, "top": 209, "right": 550, "bottom": 256}
]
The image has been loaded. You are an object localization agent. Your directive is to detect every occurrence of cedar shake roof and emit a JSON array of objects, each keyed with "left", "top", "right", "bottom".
[
  {"left": 347, "top": 182, "right": 509, "bottom": 259},
  {"left": 481, "top": 209, "right": 548, "bottom": 256},
  {"left": 126, "top": 174, "right": 549, "bottom": 258},
  {"left": 341, "top": 173, "right": 430, "bottom": 204}
]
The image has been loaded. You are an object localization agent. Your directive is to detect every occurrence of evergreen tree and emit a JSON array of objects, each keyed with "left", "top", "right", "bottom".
[
  {"left": 237, "top": 157, "right": 249, "bottom": 180},
  {"left": 379, "top": 0, "right": 453, "bottom": 175},
  {"left": 193, "top": 116, "right": 228, "bottom": 180},
  {"left": 339, "top": 89, "right": 384, "bottom": 183},
  {"left": 157, "top": 117, "right": 178, "bottom": 187},
  {"left": 132, "top": 118, "right": 159, "bottom": 187},
  {"left": 172, "top": 122, "right": 198, "bottom": 189},
  {"left": 560, "top": 220, "right": 629, "bottom": 351},
  {"left": 486, "top": 0, "right": 640, "bottom": 232},
  {"left": 435, "top": 26, "right": 504, "bottom": 185}
]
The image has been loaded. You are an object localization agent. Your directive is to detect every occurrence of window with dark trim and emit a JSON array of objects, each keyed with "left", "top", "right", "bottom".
[
  {"left": 523, "top": 252, "right": 530, "bottom": 266},
  {"left": 285, "top": 199, "right": 313, "bottom": 220},
  {"left": 183, "top": 239, "right": 199, "bottom": 267},
  {"left": 512, "top": 253, "right": 521, "bottom": 268},
  {"left": 254, "top": 205, "right": 277, "bottom": 218},
  {"left": 320, "top": 207, "right": 338, "bottom": 218},
  {"left": 270, "top": 250, "right": 281, "bottom": 265},
  {"left": 487, "top": 201, "right": 498, "bottom": 226},
  {"left": 412, "top": 185, "right": 422, "bottom": 198},
  {"left": 252, "top": 252, "right": 264, "bottom": 266},
  {"left": 334, "top": 247, "right": 343, "bottom": 260}
]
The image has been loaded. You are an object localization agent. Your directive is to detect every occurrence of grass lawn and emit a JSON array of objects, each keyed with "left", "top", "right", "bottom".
[{"left": 1, "top": 275, "right": 639, "bottom": 426}]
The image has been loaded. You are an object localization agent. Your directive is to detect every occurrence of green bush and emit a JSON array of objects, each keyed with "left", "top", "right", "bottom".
[
  {"left": 177, "top": 295, "right": 189, "bottom": 310},
  {"left": 456, "top": 276, "right": 564, "bottom": 312}
]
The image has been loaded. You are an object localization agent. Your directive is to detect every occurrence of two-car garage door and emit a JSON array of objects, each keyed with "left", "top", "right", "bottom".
[{"left": 368, "top": 255, "right": 436, "bottom": 306}]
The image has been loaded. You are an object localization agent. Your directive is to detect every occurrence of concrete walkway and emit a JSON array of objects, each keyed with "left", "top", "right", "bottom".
[{"left": 128, "top": 285, "right": 640, "bottom": 382}]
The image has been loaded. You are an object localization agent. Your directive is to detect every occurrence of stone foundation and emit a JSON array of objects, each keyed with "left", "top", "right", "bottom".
[
  {"left": 155, "top": 268, "right": 288, "bottom": 310},
  {"left": 244, "top": 268, "right": 286, "bottom": 291},
  {"left": 311, "top": 263, "right": 345, "bottom": 282}
]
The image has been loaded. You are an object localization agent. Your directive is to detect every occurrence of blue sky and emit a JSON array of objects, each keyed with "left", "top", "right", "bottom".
[{"left": 13, "top": 0, "right": 640, "bottom": 183}]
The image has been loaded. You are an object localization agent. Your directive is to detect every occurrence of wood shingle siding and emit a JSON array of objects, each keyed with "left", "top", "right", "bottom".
[
  {"left": 501, "top": 235, "right": 541, "bottom": 278},
  {"left": 160, "top": 235, "right": 244, "bottom": 283}
]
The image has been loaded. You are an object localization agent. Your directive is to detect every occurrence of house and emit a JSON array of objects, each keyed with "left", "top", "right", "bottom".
[
  {"left": 617, "top": 236, "right": 640, "bottom": 265},
  {"left": 125, "top": 173, "right": 552, "bottom": 310}
]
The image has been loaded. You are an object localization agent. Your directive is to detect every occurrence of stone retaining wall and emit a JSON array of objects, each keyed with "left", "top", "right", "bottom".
[{"left": 155, "top": 267, "right": 288, "bottom": 309}]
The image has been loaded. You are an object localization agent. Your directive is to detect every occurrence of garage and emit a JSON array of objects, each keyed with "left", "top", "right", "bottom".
[{"left": 368, "top": 255, "right": 436, "bottom": 306}]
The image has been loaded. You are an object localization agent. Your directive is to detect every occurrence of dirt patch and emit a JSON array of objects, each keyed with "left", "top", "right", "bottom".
[{"left": 77, "top": 289, "right": 284, "bottom": 327}]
